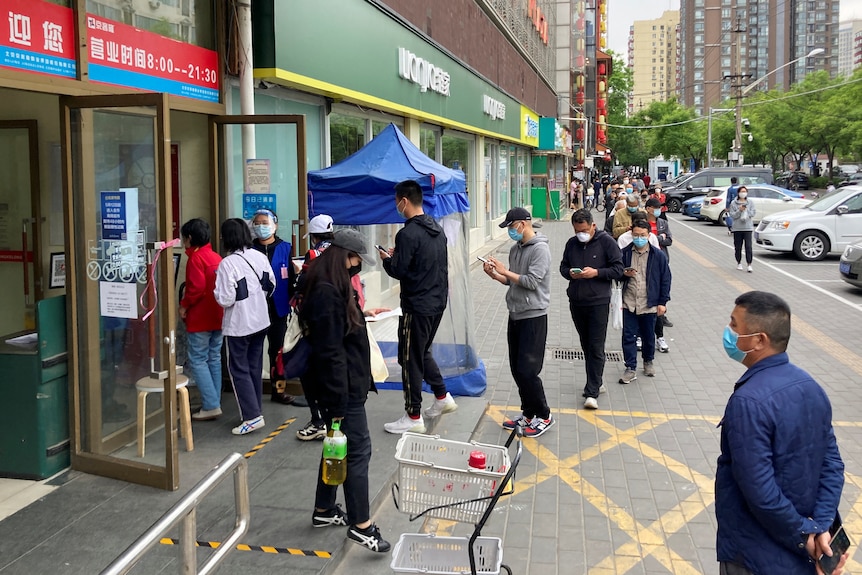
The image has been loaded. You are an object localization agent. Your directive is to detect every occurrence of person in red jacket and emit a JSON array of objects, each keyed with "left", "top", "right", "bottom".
[{"left": 179, "top": 218, "right": 225, "bottom": 421}]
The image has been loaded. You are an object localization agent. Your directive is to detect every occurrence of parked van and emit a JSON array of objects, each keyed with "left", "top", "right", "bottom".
[{"left": 664, "top": 167, "right": 773, "bottom": 212}]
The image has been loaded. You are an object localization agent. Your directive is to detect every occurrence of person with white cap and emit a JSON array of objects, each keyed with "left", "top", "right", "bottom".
[{"left": 250, "top": 208, "right": 297, "bottom": 405}]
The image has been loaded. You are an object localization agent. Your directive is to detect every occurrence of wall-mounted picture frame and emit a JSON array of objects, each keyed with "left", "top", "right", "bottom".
[{"left": 50, "top": 252, "right": 66, "bottom": 289}]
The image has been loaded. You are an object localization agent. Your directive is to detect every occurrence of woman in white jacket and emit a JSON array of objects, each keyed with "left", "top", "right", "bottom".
[{"left": 214, "top": 218, "right": 275, "bottom": 435}]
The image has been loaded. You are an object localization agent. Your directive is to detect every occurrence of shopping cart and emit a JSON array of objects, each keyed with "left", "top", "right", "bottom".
[{"left": 390, "top": 428, "right": 522, "bottom": 575}]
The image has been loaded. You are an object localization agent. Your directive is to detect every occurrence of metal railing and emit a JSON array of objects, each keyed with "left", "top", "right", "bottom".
[{"left": 100, "top": 452, "right": 250, "bottom": 575}]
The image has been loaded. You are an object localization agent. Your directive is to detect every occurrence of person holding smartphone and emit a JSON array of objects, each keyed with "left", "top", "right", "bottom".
[
  {"left": 729, "top": 185, "right": 756, "bottom": 273},
  {"left": 482, "top": 207, "right": 554, "bottom": 437},
  {"left": 716, "top": 291, "right": 846, "bottom": 574}
]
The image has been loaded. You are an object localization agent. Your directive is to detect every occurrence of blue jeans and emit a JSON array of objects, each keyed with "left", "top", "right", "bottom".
[
  {"left": 622, "top": 309, "right": 656, "bottom": 369},
  {"left": 186, "top": 330, "right": 223, "bottom": 411}
]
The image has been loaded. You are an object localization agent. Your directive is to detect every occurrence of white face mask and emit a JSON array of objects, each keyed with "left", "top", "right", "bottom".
[
  {"left": 576, "top": 231, "right": 591, "bottom": 243},
  {"left": 738, "top": 192, "right": 748, "bottom": 200}
]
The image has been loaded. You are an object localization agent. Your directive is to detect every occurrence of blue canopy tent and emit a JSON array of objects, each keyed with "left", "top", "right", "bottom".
[{"left": 307, "top": 123, "right": 486, "bottom": 397}]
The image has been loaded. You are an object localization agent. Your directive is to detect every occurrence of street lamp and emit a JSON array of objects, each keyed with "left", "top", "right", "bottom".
[{"left": 732, "top": 48, "right": 824, "bottom": 165}]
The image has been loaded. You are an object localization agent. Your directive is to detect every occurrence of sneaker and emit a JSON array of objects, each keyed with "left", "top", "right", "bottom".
[
  {"left": 599, "top": 384, "right": 607, "bottom": 394},
  {"left": 661, "top": 316, "right": 674, "bottom": 328},
  {"left": 636, "top": 336, "right": 642, "bottom": 350},
  {"left": 347, "top": 523, "right": 391, "bottom": 553},
  {"left": 192, "top": 407, "right": 222, "bottom": 421},
  {"left": 747, "top": 265, "right": 753, "bottom": 273},
  {"left": 644, "top": 361, "right": 656, "bottom": 377},
  {"left": 656, "top": 337, "right": 669, "bottom": 353},
  {"left": 502, "top": 414, "right": 532, "bottom": 430},
  {"left": 383, "top": 413, "right": 426, "bottom": 434},
  {"left": 619, "top": 368, "right": 637, "bottom": 384},
  {"left": 423, "top": 392, "right": 458, "bottom": 418},
  {"left": 296, "top": 420, "right": 327, "bottom": 441},
  {"left": 312, "top": 504, "right": 347, "bottom": 528},
  {"left": 524, "top": 415, "right": 555, "bottom": 438},
  {"left": 737, "top": 263, "right": 744, "bottom": 271},
  {"left": 231, "top": 415, "right": 265, "bottom": 435},
  {"left": 583, "top": 397, "right": 598, "bottom": 410}
]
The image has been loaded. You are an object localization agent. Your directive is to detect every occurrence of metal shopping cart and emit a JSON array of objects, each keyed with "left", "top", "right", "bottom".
[{"left": 390, "top": 428, "right": 522, "bottom": 575}]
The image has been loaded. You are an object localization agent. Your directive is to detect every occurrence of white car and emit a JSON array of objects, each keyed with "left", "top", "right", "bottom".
[
  {"left": 755, "top": 186, "right": 862, "bottom": 260},
  {"left": 700, "top": 184, "right": 810, "bottom": 225}
]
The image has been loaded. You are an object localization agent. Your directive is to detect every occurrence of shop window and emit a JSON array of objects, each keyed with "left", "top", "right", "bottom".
[
  {"left": 329, "top": 114, "right": 366, "bottom": 165},
  {"left": 420, "top": 126, "right": 440, "bottom": 161},
  {"left": 442, "top": 132, "right": 473, "bottom": 226}
]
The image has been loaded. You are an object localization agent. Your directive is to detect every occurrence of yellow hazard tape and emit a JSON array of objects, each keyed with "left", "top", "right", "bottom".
[
  {"left": 159, "top": 537, "right": 330, "bottom": 558},
  {"left": 244, "top": 418, "right": 296, "bottom": 458}
]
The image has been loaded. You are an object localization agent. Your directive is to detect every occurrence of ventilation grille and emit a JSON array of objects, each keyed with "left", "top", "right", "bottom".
[{"left": 550, "top": 348, "right": 623, "bottom": 363}]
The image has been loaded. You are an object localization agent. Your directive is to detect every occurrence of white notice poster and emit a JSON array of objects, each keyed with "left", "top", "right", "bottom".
[
  {"left": 100, "top": 281, "right": 138, "bottom": 319},
  {"left": 245, "top": 159, "right": 271, "bottom": 194}
]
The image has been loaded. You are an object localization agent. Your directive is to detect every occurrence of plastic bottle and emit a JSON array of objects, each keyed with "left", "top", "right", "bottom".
[{"left": 321, "top": 420, "right": 347, "bottom": 486}]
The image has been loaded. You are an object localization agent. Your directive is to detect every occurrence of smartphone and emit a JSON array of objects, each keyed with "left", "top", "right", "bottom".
[
  {"left": 625, "top": 267, "right": 637, "bottom": 273},
  {"left": 477, "top": 256, "right": 489, "bottom": 264},
  {"left": 819, "top": 526, "right": 852, "bottom": 575},
  {"left": 375, "top": 245, "right": 387, "bottom": 252},
  {"left": 569, "top": 267, "right": 582, "bottom": 275}
]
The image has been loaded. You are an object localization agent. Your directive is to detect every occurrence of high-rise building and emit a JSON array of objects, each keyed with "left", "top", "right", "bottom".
[
  {"left": 838, "top": 20, "right": 862, "bottom": 76},
  {"left": 627, "top": 10, "right": 679, "bottom": 116},
  {"left": 679, "top": 0, "right": 839, "bottom": 116}
]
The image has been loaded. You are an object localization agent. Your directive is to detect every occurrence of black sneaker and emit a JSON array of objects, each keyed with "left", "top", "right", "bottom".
[
  {"left": 296, "top": 421, "right": 327, "bottom": 441},
  {"left": 312, "top": 504, "right": 347, "bottom": 528},
  {"left": 347, "top": 523, "right": 391, "bottom": 553}
]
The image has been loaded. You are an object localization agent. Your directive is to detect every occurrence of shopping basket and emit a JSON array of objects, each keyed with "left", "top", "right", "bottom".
[
  {"left": 392, "top": 433, "right": 511, "bottom": 523},
  {"left": 390, "top": 533, "right": 503, "bottom": 575}
]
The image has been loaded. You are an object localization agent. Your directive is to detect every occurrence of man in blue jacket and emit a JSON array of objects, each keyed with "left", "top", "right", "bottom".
[
  {"left": 559, "top": 209, "right": 624, "bottom": 410},
  {"left": 380, "top": 180, "right": 457, "bottom": 434},
  {"left": 618, "top": 219, "right": 671, "bottom": 384},
  {"left": 716, "top": 291, "right": 846, "bottom": 575}
]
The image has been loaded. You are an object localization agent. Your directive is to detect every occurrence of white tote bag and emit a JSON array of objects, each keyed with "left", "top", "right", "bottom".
[
  {"left": 610, "top": 281, "right": 623, "bottom": 330},
  {"left": 367, "top": 328, "right": 389, "bottom": 383}
]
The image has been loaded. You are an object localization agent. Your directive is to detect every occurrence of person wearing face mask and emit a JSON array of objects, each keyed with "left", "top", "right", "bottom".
[
  {"left": 482, "top": 208, "right": 554, "bottom": 437},
  {"left": 716, "top": 291, "right": 846, "bottom": 575},
  {"left": 729, "top": 186, "right": 756, "bottom": 273},
  {"left": 560, "top": 209, "right": 624, "bottom": 409},
  {"left": 618, "top": 220, "right": 671, "bottom": 384},
  {"left": 298, "top": 229, "right": 391, "bottom": 554},
  {"left": 380, "top": 180, "right": 457, "bottom": 434},
  {"left": 250, "top": 209, "right": 298, "bottom": 405},
  {"left": 612, "top": 193, "right": 644, "bottom": 240}
]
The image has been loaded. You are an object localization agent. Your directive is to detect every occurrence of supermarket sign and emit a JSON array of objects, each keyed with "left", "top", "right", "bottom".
[
  {"left": 87, "top": 14, "right": 219, "bottom": 103},
  {"left": 1, "top": 0, "right": 76, "bottom": 79}
]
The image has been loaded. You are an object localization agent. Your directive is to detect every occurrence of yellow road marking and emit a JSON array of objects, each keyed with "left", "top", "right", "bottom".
[
  {"left": 244, "top": 418, "right": 296, "bottom": 458},
  {"left": 159, "top": 538, "right": 329, "bottom": 557}
]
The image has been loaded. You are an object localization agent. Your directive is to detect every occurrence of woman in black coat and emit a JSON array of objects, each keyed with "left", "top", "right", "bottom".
[{"left": 298, "top": 228, "right": 390, "bottom": 553}]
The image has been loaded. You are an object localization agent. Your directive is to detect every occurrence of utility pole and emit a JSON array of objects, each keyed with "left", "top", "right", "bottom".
[{"left": 724, "top": 15, "right": 750, "bottom": 167}]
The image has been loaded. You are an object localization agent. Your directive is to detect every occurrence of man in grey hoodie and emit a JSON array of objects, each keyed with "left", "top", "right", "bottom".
[{"left": 483, "top": 207, "right": 554, "bottom": 438}]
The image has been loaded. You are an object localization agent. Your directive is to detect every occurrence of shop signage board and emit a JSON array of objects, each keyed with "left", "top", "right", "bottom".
[
  {"left": 86, "top": 14, "right": 218, "bottom": 103},
  {"left": 1, "top": 0, "right": 76, "bottom": 79},
  {"left": 242, "top": 194, "right": 277, "bottom": 219}
]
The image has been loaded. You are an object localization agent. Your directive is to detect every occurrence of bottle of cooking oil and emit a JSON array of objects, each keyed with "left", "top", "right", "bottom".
[{"left": 321, "top": 420, "right": 347, "bottom": 485}]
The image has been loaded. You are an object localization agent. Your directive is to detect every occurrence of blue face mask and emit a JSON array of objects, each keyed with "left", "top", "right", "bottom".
[
  {"left": 627, "top": 206, "right": 638, "bottom": 213},
  {"left": 508, "top": 226, "right": 524, "bottom": 242},
  {"left": 653, "top": 209, "right": 662, "bottom": 218},
  {"left": 253, "top": 224, "right": 273, "bottom": 240},
  {"left": 722, "top": 326, "right": 759, "bottom": 363},
  {"left": 632, "top": 236, "right": 648, "bottom": 248}
]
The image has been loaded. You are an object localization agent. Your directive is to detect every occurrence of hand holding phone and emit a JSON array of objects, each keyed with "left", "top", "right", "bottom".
[
  {"left": 376, "top": 245, "right": 391, "bottom": 258},
  {"left": 819, "top": 526, "right": 852, "bottom": 575},
  {"left": 569, "top": 267, "right": 582, "bottom": 275},
  {"left": 624, "top": 266, "right": 637, "bottom": 275},
  {"left": 477, "top": 256, "right": 489, "bottom": 264}
]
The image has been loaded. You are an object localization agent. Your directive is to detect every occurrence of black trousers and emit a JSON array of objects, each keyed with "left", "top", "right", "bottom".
[
  {"left": 314, "top": 401, "right": 371, "bottom": 526},
  {"left": 569, "top": 303, "right": 610, "bottom": 399},
  {"left": 398, "top": 312, "right": 447, "bottom": 416},
  {"left": 719, "top": 562, "right": 753, "bottom": 575},
  {"left": 733, "top": 231, "right": 753, "bottom": 264},
  {"left": 507, "top": 315, "right": 550, "bottom": 420}
]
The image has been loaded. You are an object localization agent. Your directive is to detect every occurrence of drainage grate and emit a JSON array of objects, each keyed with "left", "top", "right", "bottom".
[{"left": 550, "top": 348, "right": 623, "bottom": 363}]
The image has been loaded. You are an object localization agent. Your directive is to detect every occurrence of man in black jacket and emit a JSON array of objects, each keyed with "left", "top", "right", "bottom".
[
  {"left": 560, "top": 209, "right": 624, "bottom": 410},
  {"left": 379, "top": 180, "right": 457, "bottom": 434}
]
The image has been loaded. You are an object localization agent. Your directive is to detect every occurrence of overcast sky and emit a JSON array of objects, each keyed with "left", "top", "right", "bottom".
[{"left": 608, "top": 0, "right": 862, "bottom": 56}]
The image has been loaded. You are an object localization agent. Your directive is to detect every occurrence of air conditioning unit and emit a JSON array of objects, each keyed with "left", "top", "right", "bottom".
[{"left": 149, "top": 0, "right": 161, "bottom": 9}]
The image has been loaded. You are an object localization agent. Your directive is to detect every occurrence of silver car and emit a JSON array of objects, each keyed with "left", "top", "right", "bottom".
[{"left": 839, "top": 240, "right": 862, "bottom": 288}]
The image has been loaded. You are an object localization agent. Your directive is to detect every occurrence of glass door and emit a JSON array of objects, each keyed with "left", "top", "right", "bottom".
[{"left": 61, "top": 94, "right": 179, "bottom": 490}]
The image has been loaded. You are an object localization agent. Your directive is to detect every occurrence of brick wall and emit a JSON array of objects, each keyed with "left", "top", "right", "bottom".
[{"left": 380, "top": 0, "right": 557, "bottom": 117}]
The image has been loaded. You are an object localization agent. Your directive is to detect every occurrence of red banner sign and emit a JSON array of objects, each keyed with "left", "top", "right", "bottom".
[{"left": 0, "top": 0, "right": 76, "bottom": 78}]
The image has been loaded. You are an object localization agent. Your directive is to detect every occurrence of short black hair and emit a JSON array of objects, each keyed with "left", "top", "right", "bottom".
[
  {"left": 734, "top": 291, "right": 791, "bottom": 351},
  {"left": 731, "top": 176, "right": 738, "bottom": 184},
  {"left": 631, "top": 219, "right": 650, "bottom": 232},
  {"left": 645, "top": 198, "right": 662, "bottom": 209},
  {"left": 181, "top": 218, "right": 210, "bottom": 247},
  {"left": 310, "top": 231, "right": 335, "bottom": 243},
  {"left": 221, "top": 218, "right": 253, "bottom": 253},
  {"left": 571, "top": 208, "right": 593, "bottom": 225},
  {"left": 395, "top": 179, "right": 423, "bottom": 207}
]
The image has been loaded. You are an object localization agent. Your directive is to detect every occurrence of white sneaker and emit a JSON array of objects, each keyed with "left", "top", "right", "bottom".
[
  {"left": 423, "top": 393, "right": 458, "bottom": 418},
  {"left": 636, "top": 336, "right": 642, "bottom": 350},
  {"left": 599, "top": 384, "right": 607, "bottom": 394},
  {"left": 232, "top": 415, "right": 265, "bottom": 435},
  {"left": 737, "top": 263, "right": 743, "bottom": 271},
  {"left": 584, "top": 397, "right": 598, "bottom": 410},
  {"left": 192, "top": 407, "right": 222, "bottom": 421},
  {"left": 747, "top": 265, "right": 753, "bottom": 273},
  {"left": 384, "top": 413, "right": 426, "bottom": 434},
  {"left": 656, "top": 337, "right": 669, "bottom": 353}
]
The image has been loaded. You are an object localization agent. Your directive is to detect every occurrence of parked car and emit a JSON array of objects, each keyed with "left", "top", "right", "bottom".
[
  {"left": 755, "top": 186, "right": 862, "bottom": 260},
  {"left": 774, "top": 171, "right": 810, "bottom": 191},
  {"left": 700, "top": 184, "right": 809, "bottom": 225},
  {"left": 838, "top": 173, "right": 862, "bottom": 188},
  {"left": 682, "top": 195, "right": 707, "bottom": 219},
  {"left": 839, "top": 240, "right": 862, "bottom": 288},
  {"left": 664, "top": 167, "right": 773, "bottom": 213}
]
